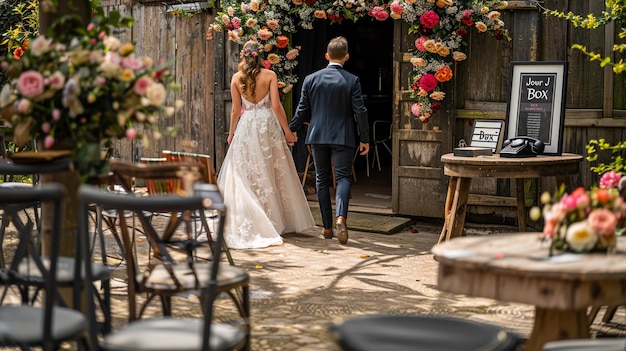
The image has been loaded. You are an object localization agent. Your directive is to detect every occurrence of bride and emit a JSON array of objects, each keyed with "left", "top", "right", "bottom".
[{"left": 217, "top": 40, "right": 315, "bottom": 249}]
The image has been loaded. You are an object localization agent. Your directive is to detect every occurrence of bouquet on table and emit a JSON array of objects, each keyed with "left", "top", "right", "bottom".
[{"left": 538, "top": 170, "right": 626, "bottom": 253}]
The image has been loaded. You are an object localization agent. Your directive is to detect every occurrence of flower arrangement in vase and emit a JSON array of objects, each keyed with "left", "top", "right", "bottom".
[
  {"left": 0, "top": 8, "right": 181, "bottom": 179},
  {"left": 537, "top": 170, "right": 626, "bottom": 254}
]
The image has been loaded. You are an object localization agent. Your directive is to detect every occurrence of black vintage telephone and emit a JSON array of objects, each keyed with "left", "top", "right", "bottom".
[{"left": 500, "top": 137, "right": 545, "bottom": 158}]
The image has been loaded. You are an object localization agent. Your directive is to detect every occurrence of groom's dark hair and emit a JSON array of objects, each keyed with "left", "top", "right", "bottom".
[{"left": 327, "top": 36, "right": 348, "bottom": 60}]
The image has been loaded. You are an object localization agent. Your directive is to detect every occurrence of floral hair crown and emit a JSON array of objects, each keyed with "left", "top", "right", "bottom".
[{"left": 240, "top": 42, "right": 263, "bottom": 59}]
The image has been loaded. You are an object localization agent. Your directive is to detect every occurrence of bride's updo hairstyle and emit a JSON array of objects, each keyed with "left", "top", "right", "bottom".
[{"left": 238, "top": 40, "right": 264, "bottom": 98}]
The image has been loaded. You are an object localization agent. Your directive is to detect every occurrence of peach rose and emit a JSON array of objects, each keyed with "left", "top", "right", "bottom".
[
  {"left": 475, "top": 21, "right": 488, "bottom": 33},
  {"left": 588, "top": 209, "right": 618, "bottom": 236}
]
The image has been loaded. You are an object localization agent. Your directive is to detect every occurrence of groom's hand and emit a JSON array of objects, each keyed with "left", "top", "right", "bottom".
[{"left": 359, "top": 142, "right": 370, "bottom": 155}]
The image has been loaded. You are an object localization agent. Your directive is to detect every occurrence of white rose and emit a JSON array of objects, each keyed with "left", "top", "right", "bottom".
[
  {"left": 565, "top": 221, "right": 598, "bottom": 252},
  {"left": 146, "top": 83, "right": 166, "bottom": 106},
  {"left": 30, "top": 36, "right": 52, "bottom": 57}
]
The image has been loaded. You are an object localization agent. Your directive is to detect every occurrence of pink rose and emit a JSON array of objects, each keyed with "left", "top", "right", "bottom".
[
  {"left": 52, "top": 109, "right": 61, "bottom": 121},
  {"left": 420, "top": 11, "right": 440, "bottom": 29},
  {"left": 414, "top": 36, "right": 428, "bottom": 52},
  {"left": 17, "top": 99, "right": 32, "bottom": 114},
  {"left": 231, "top": 17, "right": 241, "bottom": 29},
  {"left": 126, "top": 128, "right": 137, "bottom": 140},
  {"left": 461, "top": 9, "right": 474, "bottom": 26},
  {"left": 418, "top": 74, "right": 438, "bottom": 92},
  {"left": 18, "top": 70, "right": 45, "bottom": 98},
  {"left": 41, "top": 122, "right": 51, "bottom": 134},
  {"left": 267, "top": 19, "right": 280, "bottom": 30},
  {"left": 411, "top": 103, "right": 420, "bottom": 117},
  {"left": 44, "top": 135, "right": 55, "bottom": 149},
  {"left": 134, "top": 76, "right": 153, "bottom": 95},
  {"left": 264, "top": 60, "right": 271, "bottom": 69},
  {"left": 588, "top": 209, "right": 618, "bottom": 236},
  {"left": 368, "top": 6, "right": 389, "bottom": 21},
  {"left": 390, "top": 1, "right": 403, "bottom": 14},
  {"left": 600, "top": 170, "right": 622, "bottom": 189}
]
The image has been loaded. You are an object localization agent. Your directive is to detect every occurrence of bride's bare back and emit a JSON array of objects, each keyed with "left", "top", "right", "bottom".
[{"left": 235, "top": 68, "right": 274, "bottom": 103}]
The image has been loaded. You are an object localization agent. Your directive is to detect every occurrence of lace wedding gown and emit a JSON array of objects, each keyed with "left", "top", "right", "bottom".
[{"left": 217, "top": 92, "right": 315, "bottom": 249}]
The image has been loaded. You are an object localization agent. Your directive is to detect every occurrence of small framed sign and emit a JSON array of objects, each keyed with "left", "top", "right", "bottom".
[
  {"left": 505, "top": 61, "right": 568, "bottom": 155},
  {"left": 470, "top": 119, "right": 504, "bottom": 153}
]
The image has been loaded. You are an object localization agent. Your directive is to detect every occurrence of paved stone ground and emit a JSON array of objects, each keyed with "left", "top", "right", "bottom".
[
  {"left": 100, "top": 217, "right": 626, "bottom": 350},
  {"left": 4, "top": 210, "right": 626, "bottom": 350}
]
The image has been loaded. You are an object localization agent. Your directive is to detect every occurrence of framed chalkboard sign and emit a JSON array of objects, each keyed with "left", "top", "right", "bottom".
[{"left": 505, "top": 61, "right": 568, "bottom": 155}]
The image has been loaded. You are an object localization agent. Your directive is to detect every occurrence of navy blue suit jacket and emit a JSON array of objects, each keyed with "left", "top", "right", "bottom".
[{"left": 289, "top": 65, "right": 369, "bottom": 148}]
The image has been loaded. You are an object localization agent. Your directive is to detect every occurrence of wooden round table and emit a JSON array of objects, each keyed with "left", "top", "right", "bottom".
[
  {"left": 439, "top": 153, "right": 583, "bottom": 243},
  {"left": 432, "top": 233, "right": 626, "bottom": 351}
]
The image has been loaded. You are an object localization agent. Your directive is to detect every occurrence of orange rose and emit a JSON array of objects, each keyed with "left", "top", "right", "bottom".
[
  {"left": 435, "top": 66, "right": 453, "bottom": 82},
  {"left": 276, "top": 35, "right": 289, "bottom": 49}
]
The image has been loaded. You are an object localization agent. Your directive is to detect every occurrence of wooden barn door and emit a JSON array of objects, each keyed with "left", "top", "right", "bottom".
[{"left": 391, "top": 21, "right": 454, "bottom": 217}]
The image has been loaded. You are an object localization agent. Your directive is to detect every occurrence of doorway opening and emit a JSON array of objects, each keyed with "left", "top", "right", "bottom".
[{"left": 292, "top": 18, "right": 394, "bottom": 212}]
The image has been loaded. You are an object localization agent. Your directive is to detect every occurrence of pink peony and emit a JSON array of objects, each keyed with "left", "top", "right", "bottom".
[
  {"left": 263, "top": 60, "right": 271, "bottom": 69},
  {"left": 418, "top": 74, "right": 438, "bottom": 92},
  {"left": 420, "top": 11, "right": 440, "bottom": 29},
  {"left": 231, "top": 17, "right": 241, "bottom": 29},
  {"left": 17, "top": 70, "right": 45, "bottom": 98},
  {"left": 588, "top": 208, "right": 618, "bottom": 236},
  {"left": 134, "top": 76, "right": 153, "bottom": 95},
  {"left": 600, "top": 170, "right": 622, "bottom": 189}
]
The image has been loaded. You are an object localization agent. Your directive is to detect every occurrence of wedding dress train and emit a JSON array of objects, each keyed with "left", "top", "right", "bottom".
[{"left": 217, "top": 93, "right": 315, "bottom": 249}]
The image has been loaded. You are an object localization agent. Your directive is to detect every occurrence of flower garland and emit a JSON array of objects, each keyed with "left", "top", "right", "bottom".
[{"left": 210, "top": 0, "right": 510, "bottom": 123}]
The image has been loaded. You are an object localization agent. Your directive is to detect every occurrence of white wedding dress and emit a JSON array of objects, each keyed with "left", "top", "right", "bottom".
[{"left": 217, "top": 92, "right": 315, "bottom": 249}]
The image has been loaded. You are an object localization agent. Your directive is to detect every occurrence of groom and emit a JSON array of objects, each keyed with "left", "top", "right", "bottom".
[{"left": 289, "top": 36, "right": 370, "bottom": 245}]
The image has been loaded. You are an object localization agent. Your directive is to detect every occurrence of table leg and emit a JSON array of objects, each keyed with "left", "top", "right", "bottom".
[
  {"left": 438, "top": 177, "right": 457, "bottom": 244},
  {"left": 516, "top": 178, "right": 527, "bottom": 231},
  {"left": 448, "top": 178, "right": 471, "bottom": 241},
  {"left": 525, "top": 307, "right": 589, "bottom": 351}
]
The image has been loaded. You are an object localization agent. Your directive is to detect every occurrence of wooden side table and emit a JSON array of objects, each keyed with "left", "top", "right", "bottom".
[
  {"left": 432, "top": 234, "right": 626, "bottom": 351},
  {"left": 438, "top": 153, "right": 583, "bottom": 243}
]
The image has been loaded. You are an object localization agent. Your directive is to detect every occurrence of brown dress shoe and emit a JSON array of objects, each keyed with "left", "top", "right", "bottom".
[
  {"left": 321, "top": 228, "right": 333, "bottom": 240},
  {"left": 335, "top": 216, "right": 348, "bottom": 244}
]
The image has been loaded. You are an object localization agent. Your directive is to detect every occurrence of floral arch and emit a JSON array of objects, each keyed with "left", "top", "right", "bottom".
[{"left": 211, "top": 0, "right": 510, "bottom": 124}]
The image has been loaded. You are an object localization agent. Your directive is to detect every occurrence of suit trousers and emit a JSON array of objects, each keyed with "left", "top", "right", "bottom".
[{"left": 310, "top": 144, "right": 354, "bottom": 229}]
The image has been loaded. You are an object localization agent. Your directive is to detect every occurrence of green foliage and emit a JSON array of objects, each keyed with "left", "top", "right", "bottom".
[
  {"left": 0, "top": 0, "right": 38, "bottom": 87},
  {"left": 586, "top": 138, "right": 626, "bottom": 175},
  {"left": 540, "top": 0, "right": 626, "bottom": 74}
]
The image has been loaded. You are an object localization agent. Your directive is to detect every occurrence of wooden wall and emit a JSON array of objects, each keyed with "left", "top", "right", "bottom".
[
  {"left": 454, "top": 1, "right": 626, "bottom": 224},
  {"left": 100, "top": 0, "right": 216, "bottom": 163}
]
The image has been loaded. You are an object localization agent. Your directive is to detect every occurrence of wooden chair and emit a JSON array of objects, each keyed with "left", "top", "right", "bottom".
[
  {"left": 79, "top": 184, "right": 250, "bottom": 351},
  {"left": 0, "top": 184, "right": 93, "bottom": 351},
  {"left": 104, "top": 160, "right": 250, "bottom": 326}
]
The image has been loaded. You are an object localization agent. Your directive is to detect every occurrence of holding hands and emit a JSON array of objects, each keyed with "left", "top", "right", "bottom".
[{"left": 286, "top": 131, "right": 297, "bottom": 146}]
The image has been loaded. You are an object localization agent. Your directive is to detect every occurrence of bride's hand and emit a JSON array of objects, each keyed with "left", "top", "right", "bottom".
[{"left": 285, "top": 131, "right": 296, "bottom": 146}]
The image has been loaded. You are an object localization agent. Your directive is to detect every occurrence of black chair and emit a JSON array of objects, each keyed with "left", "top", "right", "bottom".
[
  {"left": 106, "top": 159, "right": 249, "bottom": 323},
  {"left": 0, "top": 157, "right": 114, "bottom": 335},
  {"left": 78, "top": 183, "right": 249, "bottom": 351},
  {"left": 0, "top": 184, "right": 92, "bottom": 351},
  {"left": 370, "top": 120, "right": 391, "bottom": 172},
  {"left": 543, "top": 338, "right": 626, "bottom": 350},
  {"left": 329, "top": 314, "right": 523, "bottom": 351},
  {"left": 79, "top": 183, "right": 250, "bottom": 350}
]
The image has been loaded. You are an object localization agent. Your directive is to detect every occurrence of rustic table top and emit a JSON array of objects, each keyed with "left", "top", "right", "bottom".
[
  {"left": 432, "top": 233, "right": 626, "bottom": 310},
  {"left": 440, "top": 153, "right": 583, "bottom": 178}
]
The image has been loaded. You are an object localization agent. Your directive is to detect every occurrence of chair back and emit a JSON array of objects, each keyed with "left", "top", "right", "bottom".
[
  {"left": 0, "top": 184, "right": 68, "bottom": 348},
  {"left": 109, "top": 158, "right": 204, "bottom": 195},
  {"left": 162, "top": 150, "right": 218, "bottom": 185},
  {"left": 78, "top": 183, "right": 227, "bottom": 331}
]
